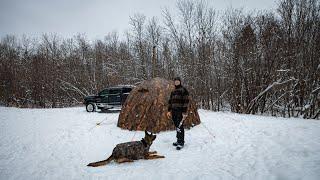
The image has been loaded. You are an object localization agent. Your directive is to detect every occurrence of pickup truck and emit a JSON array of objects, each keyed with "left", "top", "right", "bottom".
[{"left": 83, "top": 85, "right": 134, "bottom": 112}]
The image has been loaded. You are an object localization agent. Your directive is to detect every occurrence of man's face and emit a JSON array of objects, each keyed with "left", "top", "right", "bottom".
[{"left": 174, "top": 80, "right": 181, "bottom": 86}]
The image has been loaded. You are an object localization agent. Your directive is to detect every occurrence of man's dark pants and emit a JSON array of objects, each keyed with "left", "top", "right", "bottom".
[{"left": 172, "top": 110, "right": 184, "bottom": 145}]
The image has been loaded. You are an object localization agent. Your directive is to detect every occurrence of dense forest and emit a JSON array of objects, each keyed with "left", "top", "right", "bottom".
[{"left": 0, "top": 0, "right": 319, "bottom": 119}]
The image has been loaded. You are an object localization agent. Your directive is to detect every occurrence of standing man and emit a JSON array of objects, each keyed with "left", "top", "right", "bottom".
[{"left": 167, "top": 77, "right": 190, "bottom": 150}]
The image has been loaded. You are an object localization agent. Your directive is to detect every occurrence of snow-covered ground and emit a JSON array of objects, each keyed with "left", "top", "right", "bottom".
[{"left": 1, "top": 107, "right": 320, "bottom": 180}]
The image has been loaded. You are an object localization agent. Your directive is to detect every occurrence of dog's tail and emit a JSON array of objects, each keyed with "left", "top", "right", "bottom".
[{"left": 87, "top": 155, "right": 113, "bottom": 167}]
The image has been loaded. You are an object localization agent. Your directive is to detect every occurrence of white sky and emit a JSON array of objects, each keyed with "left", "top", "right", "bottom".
[{"left": 0, "top": 0, "right": 277, "bottom": 40}]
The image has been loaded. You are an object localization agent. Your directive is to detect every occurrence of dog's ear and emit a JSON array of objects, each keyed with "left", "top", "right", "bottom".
[{"left": 152, "top": 135, "right": 157, "bottom": 140}]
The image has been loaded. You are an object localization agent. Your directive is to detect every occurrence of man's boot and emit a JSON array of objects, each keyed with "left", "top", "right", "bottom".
[
  {"left": 176, "top": 143, "right": 184, "bottom": 150},
  {"left": 173, "top": 142, "right": 179, "bottom": 146}
]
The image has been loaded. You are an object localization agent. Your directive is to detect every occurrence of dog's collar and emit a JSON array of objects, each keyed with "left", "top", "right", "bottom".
[{"left": 141, "top": 138, "right": 149, "bottom": 147}]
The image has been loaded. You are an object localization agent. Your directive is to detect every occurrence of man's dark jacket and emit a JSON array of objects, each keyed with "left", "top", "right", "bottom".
[{"left": 168, "top": 85, "right": 189, "bottom": 113}]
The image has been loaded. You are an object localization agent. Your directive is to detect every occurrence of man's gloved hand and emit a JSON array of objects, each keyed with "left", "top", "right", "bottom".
[{"left": 176, "top": 127, "right": 181, "bottom": 133}]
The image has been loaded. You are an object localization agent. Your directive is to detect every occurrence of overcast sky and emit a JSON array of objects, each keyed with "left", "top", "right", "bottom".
[{"left": 0, "top": 0, "right": 277, "bottom": 40}]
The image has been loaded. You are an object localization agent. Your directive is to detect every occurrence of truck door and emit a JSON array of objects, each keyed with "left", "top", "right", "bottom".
[
  {"left": 98, "top": 89, "right": 109, "bottom": 103},
  {"left": 107, "top": 88, "right": 122, "bottom": 106}
]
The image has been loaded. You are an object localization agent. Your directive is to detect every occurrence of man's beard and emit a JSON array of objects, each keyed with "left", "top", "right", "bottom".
[{"left": 175, "top": 84, "right": 181, "bottom": 88}]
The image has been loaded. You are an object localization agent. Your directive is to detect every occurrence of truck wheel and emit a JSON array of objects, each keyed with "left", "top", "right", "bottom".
[{"left": 86, "top": 103, "right": 96, "bottom": 112}]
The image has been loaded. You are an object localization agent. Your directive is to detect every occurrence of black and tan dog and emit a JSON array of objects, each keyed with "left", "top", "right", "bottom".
[{"left": 87, "top": 131, "right": 165, "bottom": 167}]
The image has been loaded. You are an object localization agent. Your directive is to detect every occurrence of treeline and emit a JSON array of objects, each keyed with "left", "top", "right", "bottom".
[{"left": 0, "top": 0, "right": 319, "bottom": 119}]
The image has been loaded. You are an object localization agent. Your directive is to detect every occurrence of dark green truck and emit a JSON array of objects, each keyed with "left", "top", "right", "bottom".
[{"left": 83, "top": 85, "right": 134, "bottom": 112}]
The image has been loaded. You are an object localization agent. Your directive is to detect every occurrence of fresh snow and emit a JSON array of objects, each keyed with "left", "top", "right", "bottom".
[{"left": 1, "top": 107, "right": 320, "bottom": 180}]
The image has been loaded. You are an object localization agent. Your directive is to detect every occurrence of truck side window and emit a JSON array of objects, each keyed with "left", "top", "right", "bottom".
[
  {"left": 109, "top": 89, "right": 121, "bottom": 95},
  {"left": 123, "top": 88, "right": 132, "bottom": 94},
  {"left": 99, "top": 89, "right": 109, "bottom": 96}
]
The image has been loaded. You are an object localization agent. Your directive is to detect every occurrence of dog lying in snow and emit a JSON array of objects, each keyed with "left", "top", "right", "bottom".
[{"left": 87, "top": 131, "right": 165, "bottom": 167}]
